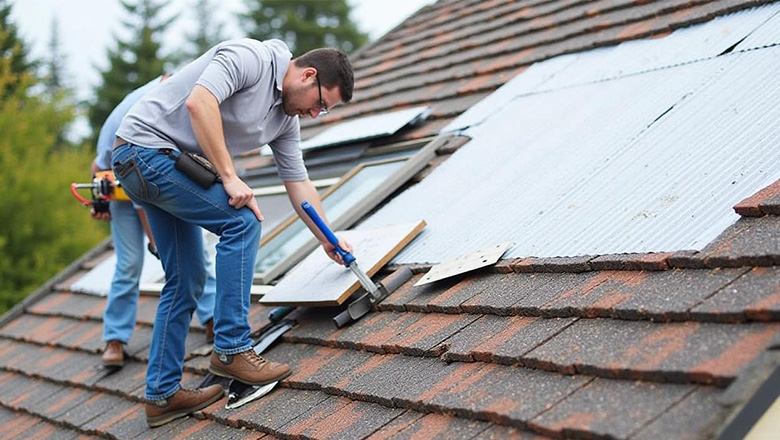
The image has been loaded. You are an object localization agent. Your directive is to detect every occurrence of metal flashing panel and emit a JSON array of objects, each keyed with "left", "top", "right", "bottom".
[
  {"left": 415, "top": 242, "right": 512, "bottom": 286},
  {"left": 300, "top": 106, "right": 430, "bottom": 151},
  {"left": 359, "top": 46, "right": 780, "bottom": 264}
]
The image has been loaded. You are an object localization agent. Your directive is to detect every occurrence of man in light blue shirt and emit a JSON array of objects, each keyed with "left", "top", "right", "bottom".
[
  {"left": 91, "top": 75, "right": 216, "bottom": 368},
  {"left": 113, "top": 39, "right": 355, "bottom": 427}
]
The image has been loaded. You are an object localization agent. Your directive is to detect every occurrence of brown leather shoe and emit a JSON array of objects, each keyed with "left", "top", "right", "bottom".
[
  {"left": 145, "top": 385, "right": 224, "bottom": 427},
  {"left": 209, "top": 349, "right": 291, "bottom": 385},
  {"left": 204, "top": 319, "right": 214, "bottom": 344},
  {"left": 101, "top": 340, "right": 124, "bottom": 367}
]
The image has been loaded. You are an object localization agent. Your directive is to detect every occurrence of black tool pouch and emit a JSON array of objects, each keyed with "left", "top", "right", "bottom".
[{"left": 174, "top": 152, "right": 221, "bottom": 189}]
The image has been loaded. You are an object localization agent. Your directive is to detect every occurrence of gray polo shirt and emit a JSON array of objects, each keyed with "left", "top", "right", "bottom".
[{"left": 117, "top": 38, "right": 307, "bottom": 182}]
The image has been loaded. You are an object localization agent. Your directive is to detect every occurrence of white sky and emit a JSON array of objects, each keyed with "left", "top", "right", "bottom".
[{"left": 10, "top": 0, "right": 433, "bottom": 138}]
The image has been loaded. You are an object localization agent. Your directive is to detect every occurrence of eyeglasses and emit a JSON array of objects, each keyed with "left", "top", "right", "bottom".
[{"left": 316, "top": 75, "right": 329, "bottom": 117}]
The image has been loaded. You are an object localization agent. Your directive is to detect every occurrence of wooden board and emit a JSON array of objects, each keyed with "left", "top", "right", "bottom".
[{"left": 259, "top": 220, "right": 426, "bottom": 306}]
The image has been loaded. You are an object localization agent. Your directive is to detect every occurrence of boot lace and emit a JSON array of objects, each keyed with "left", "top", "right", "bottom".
[{"left": 242, "top": 350, "right": 268, "bottom": 368}]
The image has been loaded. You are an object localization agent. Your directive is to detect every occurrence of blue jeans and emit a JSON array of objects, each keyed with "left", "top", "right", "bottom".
[
  {"left": 112, "top": 143, "right": 261, "bottom": 400},
  {"left": 104, "top": 201, "right": 215, "bottom": 344}
]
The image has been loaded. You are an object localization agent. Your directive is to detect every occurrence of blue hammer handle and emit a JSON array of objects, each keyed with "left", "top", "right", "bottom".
[{"left": 301, "top": 201, "right": 355, "bottom": 266}]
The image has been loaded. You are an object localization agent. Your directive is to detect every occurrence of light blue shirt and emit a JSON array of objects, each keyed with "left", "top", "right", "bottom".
[{"left": 94, "top": 78, "right": 160, "bottom": 170}]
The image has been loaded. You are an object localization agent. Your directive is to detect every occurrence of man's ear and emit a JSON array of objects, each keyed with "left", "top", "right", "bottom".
[{"left": 301, "top": 67, "right": 317, "bottom": 81}]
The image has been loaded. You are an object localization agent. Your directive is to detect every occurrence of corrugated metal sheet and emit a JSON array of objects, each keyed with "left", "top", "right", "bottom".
[
  {"left": 360, "top": 45, "right": 780, "bottom": 264},
  {"left": 442, "top": 54, "right": 580, "bottom": 133},
  {"left": 539, "top": 2, "right": 780, "bottom": 91},
  {"left": 735, "top": 5, "right": 780, "bottom": 50},
  {"left": 300, "top": 106, "right": 430, "bottom": 151},
  {"left": 443, "top": 4, "right": 780, "bottom": 134}
]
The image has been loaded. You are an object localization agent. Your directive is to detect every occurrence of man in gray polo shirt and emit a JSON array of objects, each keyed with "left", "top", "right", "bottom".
[{"left": 112, "top": 38, "right": 354, "bottom": 427}]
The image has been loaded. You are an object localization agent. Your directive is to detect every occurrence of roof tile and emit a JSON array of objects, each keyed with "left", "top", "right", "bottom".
[
  {"left": 461, "top": 273, "right": 559, "bottom": 315},
  {"left": 26, "top": 291, "right": 96, "bottom": 318},
  {"left": 702, "top": 216, "right": 780, "bottom": 267},
  {"left": 511, "top": 256, "right": 595, "bottom": 273},
  {"left": 383, "top": 312, "right": 479, "bottom": 356},
  {"left": 57, "top": 392, "right": 124, "bottom": 429},
  {"left": 94, "top": 360, "right": 147, "bottom": 398},
  {"left": 208, "top": 387, "right": 330, "bottom": 433},
  {"left": 539, "top": 271, "right": 646, "bottom": 317},
  {"left": 525, "top": 319, "right": 780, "bottom": 385},
  {"left": 528, "top": 378, "right": 694, "bottom": 439},
  {"left": 364, "top": 410, "right": 425, "bottom": 439},
  {"left": 610, "top": 268, "right": 749, "bottom": 321},
  {"left": 81, "top": 398, "right": 145, "bottom": 439},
  {"left": 692, "top": 266, "right": 780, "bottom": 322},
  {"left": 734, "top": 178, "right": 780, "bottom": 216},
  {"left": 282, "top": 396, "right": 405, "bottom": 439},
  {"left": 0, "top": 409, "right": 58, "bottom": 439},
  {"left": 38, "top": 387, "right": 95, "bottom": 420},
  {"left": 441, "top": 315, "right": 576, "bottom": 364},
  {"left": 376, "top": 413, "right": 490, "bottom": 440},
  {"left": 632, "top": 387, "right": 726, "bottom": 440},
  {"left": 0, "top": 314, "right": 81, "bottom": 343},
  {"left": 589, "top": 252, "right": 673, "bottom": 271},
  {"left": 473, "top": 424, "right": 555, "bottom": 440},
  {"left": 421, "top": 361, "right": 590, "bottom": 424}
]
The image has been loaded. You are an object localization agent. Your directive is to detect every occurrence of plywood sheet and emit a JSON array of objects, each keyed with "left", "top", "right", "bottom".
[{"left": 259, "top": 221, "right": 426, "bottom": 306}]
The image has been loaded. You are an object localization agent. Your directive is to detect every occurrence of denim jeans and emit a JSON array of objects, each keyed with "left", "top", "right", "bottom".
[
  {"left": 112, "top": 143, "right": 261, "bottom": 400},
  {"left": 104, "top": 202, "right": 216, "bottom": 344}
]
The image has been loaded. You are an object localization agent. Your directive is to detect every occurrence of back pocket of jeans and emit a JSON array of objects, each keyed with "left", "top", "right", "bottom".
[{"left": 113, "top": 158, "right": 160, "bottom": 201}]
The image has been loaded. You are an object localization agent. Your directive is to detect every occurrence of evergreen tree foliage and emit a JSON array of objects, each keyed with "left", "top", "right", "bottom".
[
  {"left": 0, "top": 27, "right": 106, "bottom": 315},
  {"left": 88, "top": 0, "right": 175, "bottom": 141},
  {"left": 43, "top": 16, "right": 66, "bottom": 96},
  {"left": 0, "top": 0, "right": 35, "bottom": 97},
  {"left": 184, "top": 0, "right": 225, "bottom": 59},
  {"left": 241, "top": 0, "right": 368, "bottom": 56},
  {"left": 43, "top": 15, "right": 71, "bottom": 148}
]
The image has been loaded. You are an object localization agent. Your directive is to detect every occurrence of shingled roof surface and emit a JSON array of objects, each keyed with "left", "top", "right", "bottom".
[{"left": 3, "top": 0, "right": 780, "bottom": 438}]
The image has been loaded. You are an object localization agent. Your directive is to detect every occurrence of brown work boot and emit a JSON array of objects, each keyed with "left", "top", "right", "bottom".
[
  {"left": 209, "top": 349, "right": 291, "bottom": 385},
  {"left": 204, "top": 319, "right": 214, "bottom": 344},
  {"left": 101, "top": 340, "right": 124, "bottom": 367},
  {"left": 145, "top": 385, "right": 224, "bottom": 427}
]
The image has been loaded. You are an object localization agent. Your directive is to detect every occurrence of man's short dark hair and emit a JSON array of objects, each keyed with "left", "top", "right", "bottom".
[{"left": 294, "top": 48, "right": 354, "bottom": 103}]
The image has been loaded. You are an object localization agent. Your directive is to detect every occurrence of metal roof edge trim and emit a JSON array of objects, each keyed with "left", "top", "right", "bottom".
[{"left": 0, "top": 236, "right": 114, "bottom": 328}]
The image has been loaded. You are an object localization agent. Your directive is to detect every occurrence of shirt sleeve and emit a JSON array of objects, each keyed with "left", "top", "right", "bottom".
[
  {"left": 196, "top": 40, "right": 266, "bottom": 103},
  {"left": 269, "top": 117, "right": 309, "bottom": 182}
]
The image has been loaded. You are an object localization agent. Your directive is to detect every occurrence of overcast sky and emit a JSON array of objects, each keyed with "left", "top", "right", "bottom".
[{"left": 10, "top": 0, "right": 433, "bottom": 138}]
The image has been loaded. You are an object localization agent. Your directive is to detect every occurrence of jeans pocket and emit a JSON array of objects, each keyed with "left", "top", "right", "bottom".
[{"left": 113, "top": 158, "right": 160, "bottom": 201}]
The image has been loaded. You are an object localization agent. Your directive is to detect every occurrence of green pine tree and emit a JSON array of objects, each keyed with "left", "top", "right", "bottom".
[
  {"left": 0, "top": 0, "right": 35, "bottom": 97},
  {"left": 170, "top": 0, "right": 226, "bottom": 67},
  {"left": 43, "top": 15, "right": 72, "bottom": 149},
  {"left": 241, "top": 0, "right": 368, "bottom": 56},
  {"left": 43, "top": 16, "right": 66, "bottom": 96},
  {"left": 88, "top": 0, "right": 175, "bottom": 142},
  {"left": 0, "top": 26, "right": 105, "bottom": 315},
  {"left": 188, "top": 0, "right": 226, "bottom": 57}
]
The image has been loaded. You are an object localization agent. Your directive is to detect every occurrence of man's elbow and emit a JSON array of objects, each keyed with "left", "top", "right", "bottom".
[
  {"left": 185, "top": 86, "right": 212, "bottom": 117},
  {"left": 185, "top": 94, "right": 201, "bottom": 117}
]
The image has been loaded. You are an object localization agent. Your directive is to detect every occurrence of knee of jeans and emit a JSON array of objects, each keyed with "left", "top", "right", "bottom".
[
  {"left": 224, "top": 210, "right": 261, "bottom": 241},
  {"left": 114, "top": 258, "right": 143, "bottom": 280}
]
